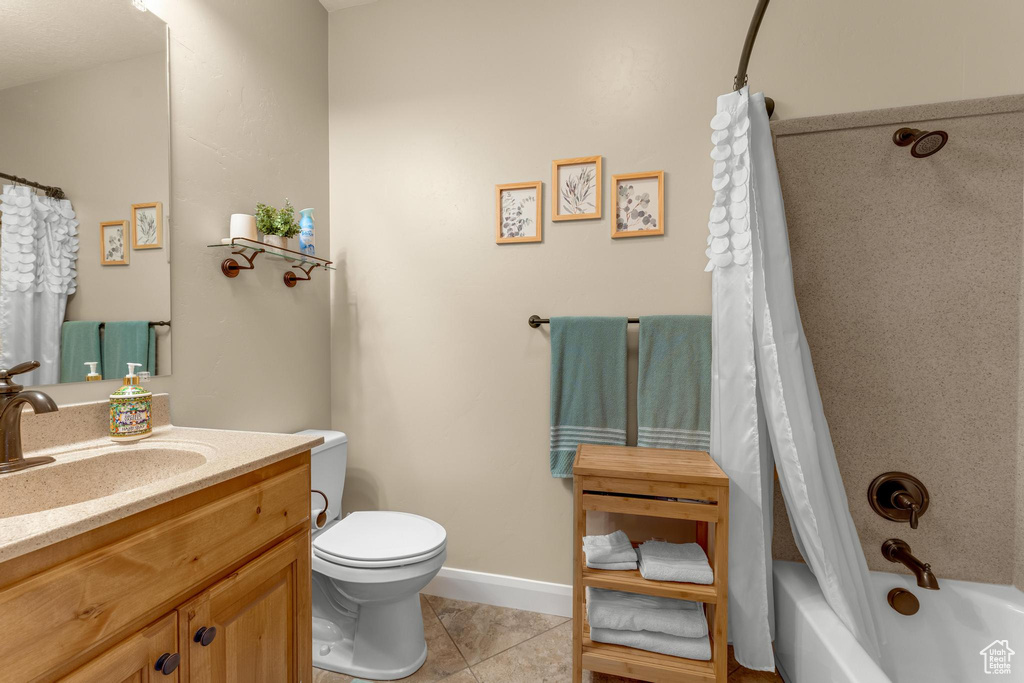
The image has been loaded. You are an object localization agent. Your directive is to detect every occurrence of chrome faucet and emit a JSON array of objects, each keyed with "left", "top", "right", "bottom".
[
  {"left": 0, "top": 361, "right": 59, "bottom": 474},
  {"left": 882, "top": 539, "right": 939, "bottom": 590}
]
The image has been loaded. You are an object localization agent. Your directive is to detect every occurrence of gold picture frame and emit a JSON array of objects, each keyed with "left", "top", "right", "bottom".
[
  {"left": 131, "top": 201, "right": 163, "bottom": 249},
  {"left": 611, "top": 171, "right": 664, "bottom": 239},
  {"left": 552, "top": 155, "right": 601, "bottom": 221},
  {"left": 100, "top": 221, "right": 130, "bottom": 265},
  {"left": 496, "top": 181, "right": 542, "bottom": 244}
]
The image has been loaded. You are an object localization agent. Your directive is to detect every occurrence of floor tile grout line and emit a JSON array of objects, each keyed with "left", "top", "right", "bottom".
[
  {"left": 466, "top": 618, "right": 571, "bottom": 675},
  {"left": 426, "top": 594, "right": 569, "bottom": 672},
  {"left": 422, "top": 594, "right": 475, "bottom": 678}
]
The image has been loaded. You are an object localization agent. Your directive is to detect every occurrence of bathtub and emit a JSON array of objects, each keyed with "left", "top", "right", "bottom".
[{"left": 773, "top": 560, "right": 1024, "bottom": 683}]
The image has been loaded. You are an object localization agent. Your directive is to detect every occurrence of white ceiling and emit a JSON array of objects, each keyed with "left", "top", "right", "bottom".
[
  {"left": 0, "top": 0, "right": 166, "bottom": 91},
  {"left": 319, "top": 0, "right": 379, "bottom": 12}
]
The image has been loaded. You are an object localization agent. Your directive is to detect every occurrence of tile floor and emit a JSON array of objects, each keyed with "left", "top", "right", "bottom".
[{"left": 312, "top": 595, "right": 784, "bottom": 683}]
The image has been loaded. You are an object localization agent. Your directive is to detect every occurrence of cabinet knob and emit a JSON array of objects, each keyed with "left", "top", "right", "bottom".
[
  {"left": 194, "top": 626, "right": 217, "bottom": 646},
  {"left": 155, "top": 652, "right": 180, "bottom": 675}
]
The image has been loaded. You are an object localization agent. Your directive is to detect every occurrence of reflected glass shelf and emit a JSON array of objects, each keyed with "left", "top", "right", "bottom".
[{"left": 207, "top": 238, "right": 335, "bottom": 271}]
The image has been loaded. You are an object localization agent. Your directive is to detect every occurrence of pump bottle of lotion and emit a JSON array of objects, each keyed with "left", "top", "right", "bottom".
[{"left": 109, "top": 363, "right": 153, "bottom": 442}]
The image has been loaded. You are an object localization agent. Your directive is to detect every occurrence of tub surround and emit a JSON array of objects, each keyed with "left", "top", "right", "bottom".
[
  {"left": 0, "top": 395, "right": 323, "bottom": 563},
  {"left": 770, "top": 94, "right": 1024, "bottom": 586}
]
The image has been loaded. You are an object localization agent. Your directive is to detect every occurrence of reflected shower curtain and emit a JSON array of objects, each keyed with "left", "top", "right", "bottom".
[
  {"left": 705, "top": 88, "right": 885, "bottom": 671},
  {"left": 0, "top": 185, "right": 78, "bottom": 385}
]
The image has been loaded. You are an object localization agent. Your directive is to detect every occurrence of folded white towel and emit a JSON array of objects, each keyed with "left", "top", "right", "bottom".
[
  {"left": 590, "top": 627, "right": 711, "bottom": 660},
  {"left": 583, "top": 530, "right": 637, "bottom": 564},
  {"left": 586, "top": 588, "right": 707, "bottom": 638},
  {"left": 637, "top": 541, "right": 713, "bottom": 584},
  {"left": 587, "top": 559, "right": 637, "bottom": 570}
]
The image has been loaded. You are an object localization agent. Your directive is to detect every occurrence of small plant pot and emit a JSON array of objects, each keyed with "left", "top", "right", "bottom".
[{"left": 262, "top": 234, "right": 289, "bottom": 256}]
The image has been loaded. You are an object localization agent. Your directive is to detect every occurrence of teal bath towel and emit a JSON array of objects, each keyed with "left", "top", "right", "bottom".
[
  {"left": 102, "top": 321, "right": 155, "bottom": 378},
  {"left": 60, "top": 321, "right": 102, "bottom": 383},
  {"left": 549, "top": 317, "right": 627, "bottom": 477},
  {"left": 637, "top": 316, "right": 711, "bottom": 451}
]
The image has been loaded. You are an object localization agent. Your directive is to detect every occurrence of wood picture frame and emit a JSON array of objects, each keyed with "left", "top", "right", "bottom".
[
  {"left": 552, "top": 156, "right": 601, "bottom": 221},
  {"left": 131, "top": 201, "right": 163, "bottom": 249},
  {"left": 496, "top": 181, "right": 543, "bottom": 244},
  {"left": 100, "top": 220, "right": 130, "bottom": 265},
  {"left": 611, "top": 171, "right": 664, "bottom": 239}
]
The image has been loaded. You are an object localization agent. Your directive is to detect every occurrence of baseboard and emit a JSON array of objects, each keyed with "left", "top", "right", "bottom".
[{"left": 422, "top": 567, "right": 572, "bottom": 618}]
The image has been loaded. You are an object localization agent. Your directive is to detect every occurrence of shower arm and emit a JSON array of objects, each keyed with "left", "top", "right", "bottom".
[{"left": 734, "top": 0, "right": 775, "bottom": 118}]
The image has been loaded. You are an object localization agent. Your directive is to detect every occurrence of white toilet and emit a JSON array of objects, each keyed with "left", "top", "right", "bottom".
[{"left": 298, "top": 430, "right": 447, "bottom": 680}]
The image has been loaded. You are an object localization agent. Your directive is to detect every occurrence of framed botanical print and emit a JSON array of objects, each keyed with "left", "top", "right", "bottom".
[
  {"left": 611, "top": 171, "right": 664, "bottom": 238},
  {"left": 552, "top": 156, "right": 601, "bottom": 221},
  {"left": 100, "top": 220, "right": 130, "bottom": 265},
  {"left": 131, "top": 201, "right": 163, "bottom": 249},
  {"left": 496, "top": 181, "right": 542, "bottom": 244}
]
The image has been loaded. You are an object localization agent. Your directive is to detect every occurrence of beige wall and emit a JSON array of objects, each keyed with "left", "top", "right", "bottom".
[
  {"left": 42, "top": 0, "right": 332, "bottom": 433},
  {"left": 771, "top": 96, "right": 1024, "bottom": 587},
  {"left": 328, "top": 0, "right": 1024, "bottom": 585},
  {"left": 0, "top": 51, "right": 172, "bottom": 376}
]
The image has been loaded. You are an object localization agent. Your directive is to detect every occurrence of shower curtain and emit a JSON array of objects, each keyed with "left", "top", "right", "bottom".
[
  {"left": 0, "top": 185, "right": 79, "bottom": 385},
  {"left": 705, "top": 88, "right": 885, "bottom": 671}
]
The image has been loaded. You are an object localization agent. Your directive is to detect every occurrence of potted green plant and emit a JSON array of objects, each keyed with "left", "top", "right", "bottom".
[{"left": 255, "top": 199, "right": 300, "bottom": 251}]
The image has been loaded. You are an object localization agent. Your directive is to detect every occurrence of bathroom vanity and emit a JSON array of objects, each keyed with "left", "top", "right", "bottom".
[{"left": 0, "top": 397, "right": 320, "bottom": 682}]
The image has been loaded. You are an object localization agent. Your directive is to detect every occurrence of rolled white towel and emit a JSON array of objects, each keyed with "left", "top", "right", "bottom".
[
  {"left": 587, "top": 559, "right": 637, "bottom": 570},
  {"left": 583, "top": 530, "right": 637, "bottom": 564},
  {"left": 586, "top": 587, "right": 707, "bottom": 638},
  {"left": 590, "top": 627, "right": 711, "bottom": 660},
  {"left": 637, "top": 540, "right": 713, "bottom": 584}
]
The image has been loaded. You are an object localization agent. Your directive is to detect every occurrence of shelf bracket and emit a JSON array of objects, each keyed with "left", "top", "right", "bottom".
[
  {"left": 283, "top": 263, "right": 319, "bottom": 288},
  {"left": 221, "top": 247, "right": 263, "bottom": 278}
]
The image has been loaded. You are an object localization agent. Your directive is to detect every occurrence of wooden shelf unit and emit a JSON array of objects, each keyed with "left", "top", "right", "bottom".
[{"left": 572, "top": 444, "right": 730, "bottom": 683}]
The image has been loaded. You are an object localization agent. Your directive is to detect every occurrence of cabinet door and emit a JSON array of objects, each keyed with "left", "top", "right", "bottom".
[
  {"left": 178, "top": 531, "right": 311, "bottom": 683},
  {"left": 60, "top": 612, "right": 179, "bottom": 683}
]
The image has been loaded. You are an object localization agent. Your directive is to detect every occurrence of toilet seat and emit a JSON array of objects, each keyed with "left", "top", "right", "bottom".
[{"left": 313, "top": 510, "right": 447, "bottom": 569}]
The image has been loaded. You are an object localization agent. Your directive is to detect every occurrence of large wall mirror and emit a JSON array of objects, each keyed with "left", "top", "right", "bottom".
[{"left": 0, "top": 0, "right": 170, "bottom": 387}]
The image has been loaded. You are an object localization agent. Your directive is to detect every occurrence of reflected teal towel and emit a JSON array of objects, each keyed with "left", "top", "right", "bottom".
[
  {"left": 637, "top": 316, "right": 711, "bottom": 451},
  {"left": 60, "top": 321, "right": 102, "bottom": 383},
  {"left": 549, "top": 317, "right": 627, "bottom": 478},
  {"left": 102, "top": 321, "right": 154, "bottom": 377}
]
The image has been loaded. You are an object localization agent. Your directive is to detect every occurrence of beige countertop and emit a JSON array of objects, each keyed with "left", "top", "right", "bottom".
[{"left": 0, "top": 395, "right": 322, "bottom": 564}]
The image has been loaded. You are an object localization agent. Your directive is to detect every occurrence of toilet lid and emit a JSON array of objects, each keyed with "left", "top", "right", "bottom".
[{"left": 313, "top": 511, "right": 447, "bottom": 568}]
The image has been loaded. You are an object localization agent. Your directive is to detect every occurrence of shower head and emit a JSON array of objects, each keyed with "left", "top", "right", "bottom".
[{"left": 893, "top": 127, "right": 948, "bottom": 158}]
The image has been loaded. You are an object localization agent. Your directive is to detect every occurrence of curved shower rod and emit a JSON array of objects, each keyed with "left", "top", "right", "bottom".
[{"left": 734, "top": 0, "right": 775, "bottom": 118}]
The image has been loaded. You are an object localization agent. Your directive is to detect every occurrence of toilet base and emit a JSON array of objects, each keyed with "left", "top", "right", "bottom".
[
  {"left": 313, "top": 611, "right": 428, "bottom": 680},
  {"left": 312, "top": 571, "right": 433, "bottom": 680}
]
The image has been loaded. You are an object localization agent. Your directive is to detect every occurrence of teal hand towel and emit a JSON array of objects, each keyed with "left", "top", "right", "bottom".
[
  {"left": 60, "top": 321, "right": 102, "bottom": 383},
  {"left": 102, "top": 321, "right": 152, "bottom": 378},
  {"left": 637, "top": 316, "right": 711, "bottom": 451},
  {"left": 549, "top": 317, "right": 627, "bottom": 477}
]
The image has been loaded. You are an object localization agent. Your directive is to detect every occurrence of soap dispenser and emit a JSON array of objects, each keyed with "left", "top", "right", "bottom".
[
  {"left": 109, "top": 362, "right": 153, "bottom": 442},
  {"left": 84, "top": 361, "right": 101, "bottom": 381}
]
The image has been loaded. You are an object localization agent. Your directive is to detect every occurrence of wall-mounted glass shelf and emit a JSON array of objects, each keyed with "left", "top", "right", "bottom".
[{"left": 207, "top": 237, "right": 334, "bottom": 287}]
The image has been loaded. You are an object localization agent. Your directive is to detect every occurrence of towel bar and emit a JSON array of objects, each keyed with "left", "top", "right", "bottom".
[{"left": 528, "top": 315, "right": 640, "bottom": 328}]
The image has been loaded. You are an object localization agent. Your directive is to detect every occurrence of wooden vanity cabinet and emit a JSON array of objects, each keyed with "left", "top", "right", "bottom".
[
  {"left": 177, "top": 531, "right": 310, "bottom": 683},
  {"left": 0, "top": 452, "right": 312, "bottom": 683},
  {"left": 60, "top": 613, "right": 179, "bottom": 683}
]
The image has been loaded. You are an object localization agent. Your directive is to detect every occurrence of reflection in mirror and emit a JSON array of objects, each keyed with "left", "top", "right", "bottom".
[{"left": 0, "top": 0, "right": 170, "bottom": 387}]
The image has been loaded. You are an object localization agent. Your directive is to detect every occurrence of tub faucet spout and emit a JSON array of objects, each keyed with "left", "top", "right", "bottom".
[{"left": 882, "top": 539, "right": 939, "bottom": 590}]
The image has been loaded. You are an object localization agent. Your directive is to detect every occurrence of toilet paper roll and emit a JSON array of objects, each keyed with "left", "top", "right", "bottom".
[
  {"left": 312, "top": 506, "right": 327, "bottom": 530},
  {"left": 229, "top": 213, "right": 258, "bottom": 241}
]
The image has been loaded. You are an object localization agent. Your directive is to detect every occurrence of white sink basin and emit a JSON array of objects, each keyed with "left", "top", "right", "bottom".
[{"left": 0, "top": 445, "right": 208, "bottom": 518}]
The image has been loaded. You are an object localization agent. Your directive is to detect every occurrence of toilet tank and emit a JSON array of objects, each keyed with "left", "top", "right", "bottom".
[{"left": 296, "top": 429, "right": 347, "bottom": 524}]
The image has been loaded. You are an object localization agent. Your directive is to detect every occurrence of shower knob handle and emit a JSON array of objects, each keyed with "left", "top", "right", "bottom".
[
  {"left": 892, "top": 491, "right": 921, "bottom": 529},
  {"left": 868, "top": 472, "right": 929, "bottom": 529}
]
